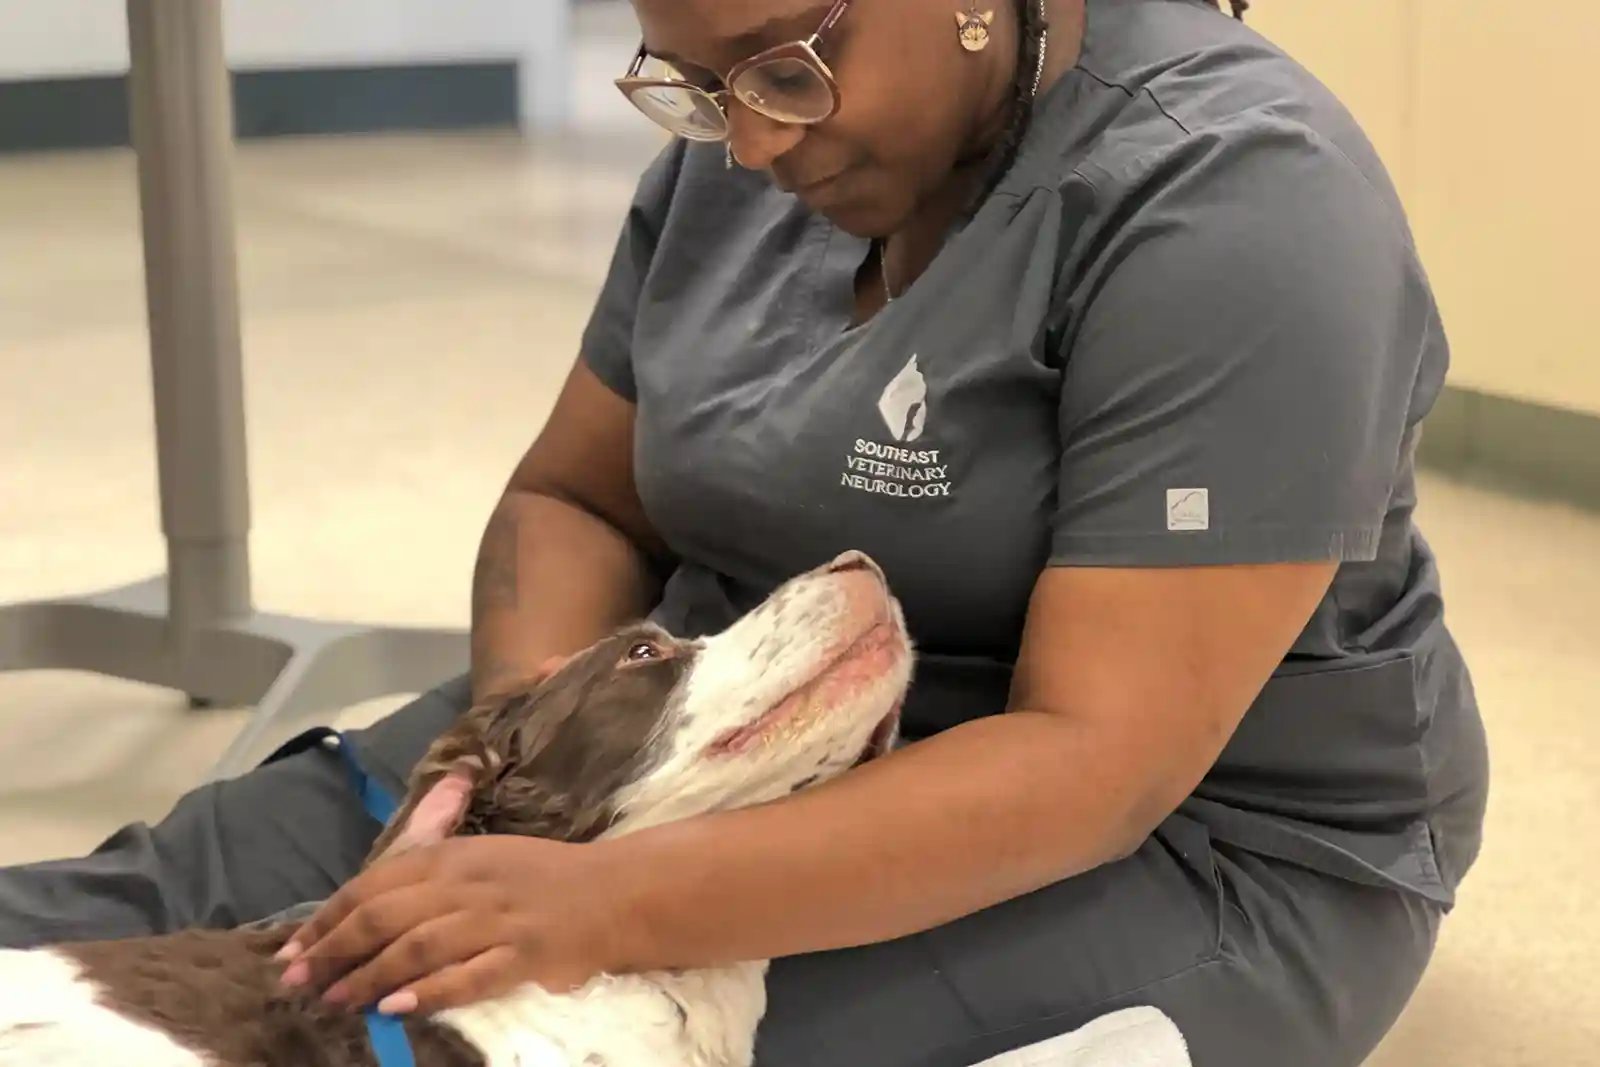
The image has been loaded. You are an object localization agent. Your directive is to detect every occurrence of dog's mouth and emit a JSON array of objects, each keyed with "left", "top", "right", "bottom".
[
  {"left": 706, "top": 620, "right": 907, "bottom": 757},
  {"left": 860, "top": 702, "right": 903, "bottom": 765}
]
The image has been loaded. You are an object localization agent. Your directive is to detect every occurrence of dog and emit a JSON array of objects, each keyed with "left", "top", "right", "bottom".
[{"left": 0, "top": 550, "right": 912, "bottom": 1066}]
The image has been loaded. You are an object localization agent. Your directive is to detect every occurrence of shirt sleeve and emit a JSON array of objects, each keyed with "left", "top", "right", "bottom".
[
  {"left": 1049, "top": 121, "right": 1433, "bottom": 567},
  {"left": 578, "top": 140, "right": 688, "bottom": 402}
]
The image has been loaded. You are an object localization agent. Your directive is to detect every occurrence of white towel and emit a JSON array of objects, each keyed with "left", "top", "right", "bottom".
[{"left": 971, "top": 1006, "right": 1192, "bottom": 1067}]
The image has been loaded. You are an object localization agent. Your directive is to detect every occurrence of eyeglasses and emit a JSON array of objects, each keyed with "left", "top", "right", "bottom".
[{"left": 615, "top": 0, "right": 855, "bottom": 142}]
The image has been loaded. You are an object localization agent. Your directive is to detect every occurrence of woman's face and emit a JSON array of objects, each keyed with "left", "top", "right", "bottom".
[{"left": 630, "top": 0, "right": 1014, "bottom": 237}]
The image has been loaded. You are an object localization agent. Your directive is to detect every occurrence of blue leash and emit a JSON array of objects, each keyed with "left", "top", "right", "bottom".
[
  {"left": 313, "top": 729, "right": 417, "bottom": 1067},
  {"left": 326, "top": 730, "right": 402, "bottom": 826},
  {"left": 362, "top": 1014, "right": 417, "bottom": 1067}
]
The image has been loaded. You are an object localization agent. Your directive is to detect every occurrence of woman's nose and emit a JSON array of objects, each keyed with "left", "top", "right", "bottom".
[{"left": 724, "top": 100, "right": 805, "bottom": 172}]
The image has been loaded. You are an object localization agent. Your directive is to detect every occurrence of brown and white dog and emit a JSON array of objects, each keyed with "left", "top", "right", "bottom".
[{"left": 0, "top": 550, "right": 912, "bottom": 1067}]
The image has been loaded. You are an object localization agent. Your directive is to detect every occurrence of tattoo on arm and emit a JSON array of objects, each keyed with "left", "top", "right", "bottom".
[{"left": 473, "top": 506, "right": 520, "bottom": 615}]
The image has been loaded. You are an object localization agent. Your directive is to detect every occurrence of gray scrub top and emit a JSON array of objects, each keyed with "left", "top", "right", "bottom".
[{"left": 580, "top": 0, "right": 1488, "bottom": 907}]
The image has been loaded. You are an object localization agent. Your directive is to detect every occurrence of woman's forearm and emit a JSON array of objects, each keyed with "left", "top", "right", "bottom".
[
  {"left": 605, "top": 709, "right": 1171, "bottom": 973},
  {"left": 470, "top": 489, "right": 661, "bottom": 703}
]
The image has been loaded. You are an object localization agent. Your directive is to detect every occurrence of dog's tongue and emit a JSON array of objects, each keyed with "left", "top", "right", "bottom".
[{"left": 385, "top": 768, "right": 475, "bottom": 856}]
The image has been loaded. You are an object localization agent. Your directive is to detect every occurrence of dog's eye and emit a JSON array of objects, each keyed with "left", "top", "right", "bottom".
[{"left": 625, "top": 641, "right": 661, "bottom": 662}]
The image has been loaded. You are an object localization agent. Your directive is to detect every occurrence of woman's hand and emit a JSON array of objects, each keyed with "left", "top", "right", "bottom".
[{"left": 276, "top": 834, "right": 632, "bottom": 1015}]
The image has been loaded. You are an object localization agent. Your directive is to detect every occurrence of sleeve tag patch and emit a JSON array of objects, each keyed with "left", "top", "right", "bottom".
[{"left": 1167, "top": 488, "right": 1210, "bottom": 532}]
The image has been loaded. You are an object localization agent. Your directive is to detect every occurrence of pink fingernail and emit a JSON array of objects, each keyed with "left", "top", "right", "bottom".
[
  {"left": 279, "top": 961, "right": 309, "bottom": 988},
  {"left": 377, "top": 991, "right": 419, "bottom": 1016},
  {"left": 322, "top": 982, "right": 350, "bottom": 1006},
  {"left": 274, "top": 940, "right": 303, "bottom": 963}
]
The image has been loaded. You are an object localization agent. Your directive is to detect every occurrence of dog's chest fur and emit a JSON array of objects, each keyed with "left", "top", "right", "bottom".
[
  {"left": 437, "top": 961, "right": 767, "bottom": 1067},
  {"left": 0, "top": 929, "right": 766, "bottom": 1067}
]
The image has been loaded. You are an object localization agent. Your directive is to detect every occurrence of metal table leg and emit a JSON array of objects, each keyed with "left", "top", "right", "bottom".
[{"left": 0, "top": 0, "right": 466, "bottom": 781}]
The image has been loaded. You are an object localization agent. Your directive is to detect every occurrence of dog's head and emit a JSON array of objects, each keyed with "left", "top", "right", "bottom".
[{"left": 366, "top": 551, "right": 911, "bottom": 862}]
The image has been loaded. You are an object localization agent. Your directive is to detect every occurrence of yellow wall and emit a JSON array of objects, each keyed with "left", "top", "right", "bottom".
[{"left": 1246, "top": 0, "right": 1600, "bottom": 416}]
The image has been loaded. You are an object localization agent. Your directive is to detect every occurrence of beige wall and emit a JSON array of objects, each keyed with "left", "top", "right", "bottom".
[{"left": 1246, "top": 0, "right": 1600, "bottom": 416}]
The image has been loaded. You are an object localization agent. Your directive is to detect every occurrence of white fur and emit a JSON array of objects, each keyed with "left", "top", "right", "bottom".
[
  {"left": 1, "top": 553, "right": 912, "bottom": 1067},
  {"left": 0, "top": 948, "right": 208, "bottom": 1067},
  {"left": 438, "top": 962, "right": 767, "bottom": 1067},
  {"left": 611, "top": 553, "right": 912, "bottom": 835}
]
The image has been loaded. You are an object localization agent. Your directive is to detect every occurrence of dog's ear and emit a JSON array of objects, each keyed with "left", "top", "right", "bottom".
[
  {"left": 361, "top": 703, "right": 511, "bottom": 866},
  {"left": 364, "top": 760, "right": 483, "bottom": 864},
  {"left": 474, "top": 670, "right": 675, "bottom": 843},
  {"left": 360, "top": 679, "right": 583, "bottom": 863},
  {"left": 469, "top": 683, "right": 611, "bottom": 842},
  {"left": 361, "top": 638, "right": 684, "bottom": 855}
]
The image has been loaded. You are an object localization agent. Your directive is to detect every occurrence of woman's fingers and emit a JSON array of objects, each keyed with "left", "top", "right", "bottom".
[
  {"left": 321, "top": 910, "right": 503, "bottom": 1010},
  {"left": 279, "top": 848, "right": 436, "bottom": 962},
  {"left": 376, "top": 945, "right": 523, "bottom": 1016},
  {"left": 281, "top": 880, "right": 459, "bottom": 993}
]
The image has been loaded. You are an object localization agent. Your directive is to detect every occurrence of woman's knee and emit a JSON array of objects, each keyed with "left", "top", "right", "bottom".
[
  {"left": 757, "top": 815, "right": 1226, "bottom": 1065},
  {"left": 756, "top": 824, "right": 1437, "bottom": 1067},
  {"left": 1168, "top": 847, "right": 1441, "bottom": 1067}
]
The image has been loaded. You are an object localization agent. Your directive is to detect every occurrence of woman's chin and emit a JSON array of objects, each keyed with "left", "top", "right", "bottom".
[{"left": 800, "top": 184, "right": 911, "bottom": 240}]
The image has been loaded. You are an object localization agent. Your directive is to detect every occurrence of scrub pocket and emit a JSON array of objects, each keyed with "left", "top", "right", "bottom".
[
  {"left": 915, "top": 812, "right": 1226, "bottom": 1037},
  {"left": 1201, "top": 654, "right": 1430, "bottom": 829}
]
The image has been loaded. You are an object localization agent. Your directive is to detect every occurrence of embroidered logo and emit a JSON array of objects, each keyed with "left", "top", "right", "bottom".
[
  {"left": 877, "top": 354, "right": 928, "bottom": 443},
  {"left": 840, "top": 354, "right": 952, "bottom": 500},
  {"left": 1167, "top": 488, "right": 1210, "bottom": 532}
]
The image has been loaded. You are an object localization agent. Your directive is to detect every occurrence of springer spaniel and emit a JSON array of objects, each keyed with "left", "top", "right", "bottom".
[{"left": 0, "top": 550, "right": 912, "bottom": 1067}]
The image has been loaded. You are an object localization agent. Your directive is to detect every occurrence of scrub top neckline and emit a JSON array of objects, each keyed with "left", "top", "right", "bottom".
[{"left": 807, "top": 0, "right": 1100, "bottom": 347}]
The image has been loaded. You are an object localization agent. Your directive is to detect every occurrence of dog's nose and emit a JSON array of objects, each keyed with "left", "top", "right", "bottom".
[
  {"left": 825, "top": 550, "right": 889, "bottom": 591},
  {"left": 825, "top": 550, "right": 882, "bottom": 580}
]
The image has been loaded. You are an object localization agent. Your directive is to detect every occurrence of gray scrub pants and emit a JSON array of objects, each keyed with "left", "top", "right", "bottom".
[{"left": 0, "top": 677, "right": 1440, "bottom": 1067}]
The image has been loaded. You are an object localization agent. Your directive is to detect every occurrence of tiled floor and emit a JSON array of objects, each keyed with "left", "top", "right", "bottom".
[{"left": 1, "top": 38, "right": 1595, "bottom": 1067}]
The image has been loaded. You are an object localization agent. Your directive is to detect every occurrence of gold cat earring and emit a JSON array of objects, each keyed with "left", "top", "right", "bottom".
[{"left": 955, "top": 4, "right": 996, "bottom": 51}]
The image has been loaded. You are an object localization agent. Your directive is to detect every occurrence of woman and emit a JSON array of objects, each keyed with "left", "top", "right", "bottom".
[{"left": 0, "top": 1, "right": 1488, "bottom": 1064}]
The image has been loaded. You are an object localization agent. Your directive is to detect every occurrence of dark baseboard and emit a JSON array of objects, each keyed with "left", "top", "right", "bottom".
[
  {"left": 0, "top": 62, "right": 518, "bottom": 153},
  {"left": 0, "top": 76, "right": 130, "bottom": 152},
  {"left": 1419, "top": 385, "right": 1600, "bottom": 510}
]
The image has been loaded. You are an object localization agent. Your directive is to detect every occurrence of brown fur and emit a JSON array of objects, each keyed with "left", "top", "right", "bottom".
[
  {"left": 368, "top": 624, "right": 693, "bottom": 860},
  {"left": 69, "top": 926, "right": 483, "bottom": 1067},
  {"left": 61, "top": 622, "right": 697, "bottom": 1067}
]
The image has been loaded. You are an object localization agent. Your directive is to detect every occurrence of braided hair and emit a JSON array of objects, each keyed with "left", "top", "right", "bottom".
[{"left": 968, "top": 0, "right": 1050, "bottom": 211}]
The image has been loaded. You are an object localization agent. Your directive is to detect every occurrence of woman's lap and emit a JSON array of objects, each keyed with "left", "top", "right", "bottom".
[
  {"left": 757, "top": 825, "right": 1439, "bottom": 1067},
  {"left": 0, "top": 680, "right": 1440, "bottom": 1067}
]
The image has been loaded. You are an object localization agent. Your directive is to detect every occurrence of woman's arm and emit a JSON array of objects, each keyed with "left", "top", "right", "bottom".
[
  {"left": 604, "top": 560, "right": 1335, "bottom": 968},
  {"left": 281, "top": 559, "right": 1340, "bottom": 1016},
  {"left": 469, "top": 361, "right": 671, "bottom": 703}
]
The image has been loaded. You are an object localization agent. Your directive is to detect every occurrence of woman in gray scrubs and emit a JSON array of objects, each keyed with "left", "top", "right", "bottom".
[{"left": 0, "top": 1, "right": 1489, "bottom": 1064}]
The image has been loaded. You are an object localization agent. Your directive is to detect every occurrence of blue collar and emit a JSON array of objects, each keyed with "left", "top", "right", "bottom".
[
  {"left": 363, "top": 1011, "right": 417, "bottom": 1067},
  {"left": 319, "top": 729, "right": 417, "bottom": 1067}
]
